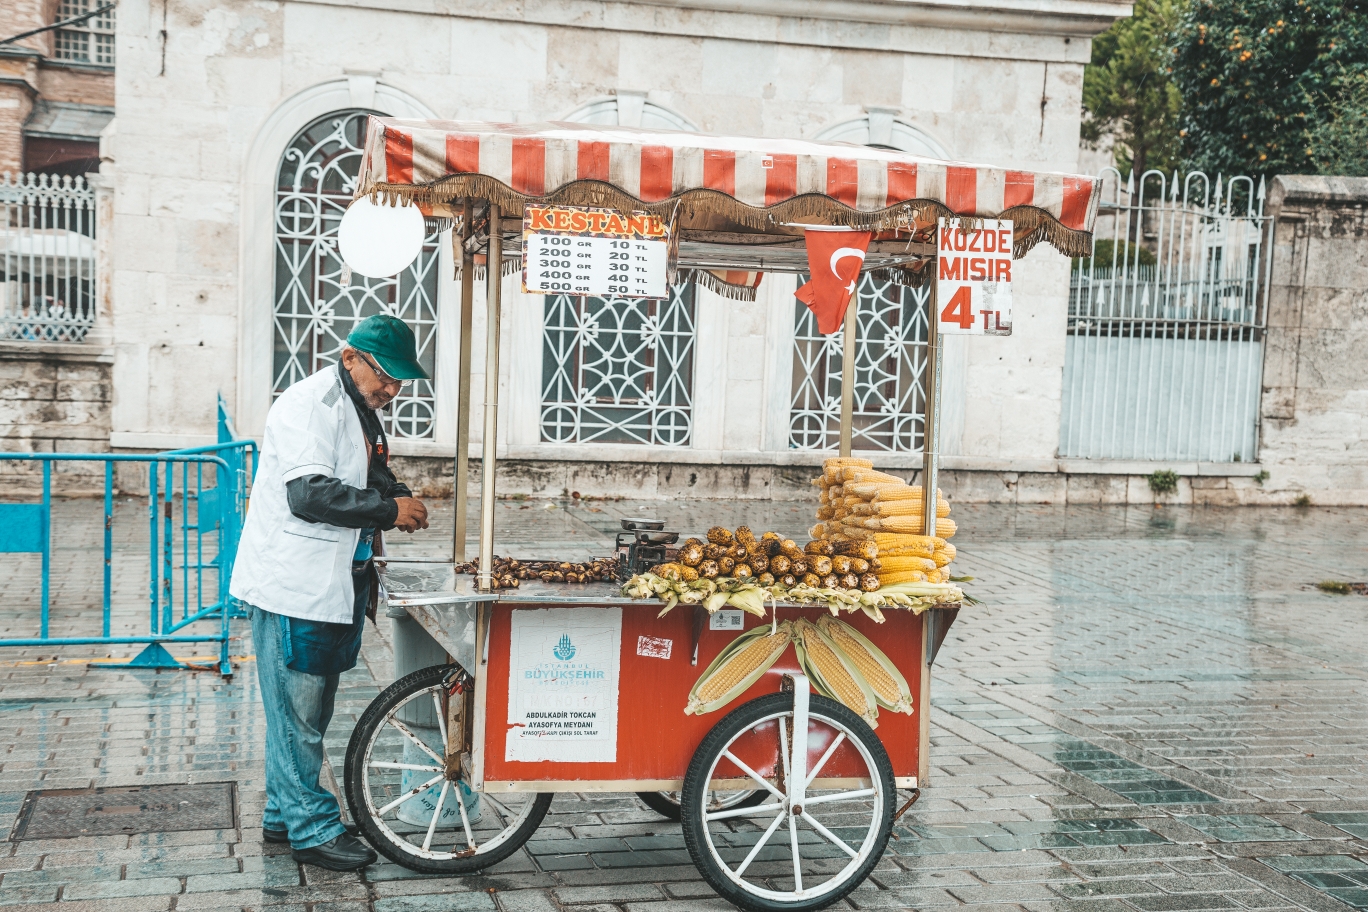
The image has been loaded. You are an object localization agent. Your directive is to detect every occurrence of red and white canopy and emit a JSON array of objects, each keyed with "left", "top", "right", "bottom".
[{"left": 358, "top": 117, "right": 1099, "bottom": 256}]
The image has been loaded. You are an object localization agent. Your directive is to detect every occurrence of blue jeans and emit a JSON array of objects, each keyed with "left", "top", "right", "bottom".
[{"left": 250, "top": 605, "right": 347, "bottom": 850}]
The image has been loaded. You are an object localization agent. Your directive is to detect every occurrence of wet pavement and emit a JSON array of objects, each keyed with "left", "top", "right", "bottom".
[{"left": 0, "top": 497, "right": 1364, "bottom": 911}]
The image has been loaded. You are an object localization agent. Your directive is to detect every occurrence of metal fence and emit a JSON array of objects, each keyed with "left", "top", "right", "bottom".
[
  {"left": 1060, "top": 170, "right": 1270, "bottom": 462},
  {"left": 0, "top": 172, "right": 97, "bottom": 343},
  {"left": 0, "top": 402, "right": 253, "bottom": 676}
]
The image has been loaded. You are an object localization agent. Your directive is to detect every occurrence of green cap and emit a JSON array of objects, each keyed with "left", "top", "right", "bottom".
[{"left": 346, "top": 314, "right": 430, "bottom": 381}]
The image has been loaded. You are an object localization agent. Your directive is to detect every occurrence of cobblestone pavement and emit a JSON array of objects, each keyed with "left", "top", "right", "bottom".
[{"left": 0, "top": 497, "right": 1365, "bottom": 911}]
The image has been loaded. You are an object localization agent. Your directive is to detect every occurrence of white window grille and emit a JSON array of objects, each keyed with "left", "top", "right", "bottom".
[
  {"left": 0, "top": 173, "right": 97, "bottom": 342},
  {"left": 272, "top": 110, "right": 441, "bottom": 439},
  {"left": 54, "top": 0, "right": 115, "bottom": 66},
  {"left": 541, "top": 284, "right": 697, "bottom": 446},
  {"left": 789, "top": 275, "right": 929, "bottom": 453}
]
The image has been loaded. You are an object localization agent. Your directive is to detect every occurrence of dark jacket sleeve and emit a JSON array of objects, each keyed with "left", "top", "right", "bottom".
[{"left": 286, "top": 474, "right": 400, "bottom": 530}]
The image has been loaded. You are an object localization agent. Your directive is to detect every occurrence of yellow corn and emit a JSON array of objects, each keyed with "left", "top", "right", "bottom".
[
  {"left": 793, "top": 619, "right": 878, "bottom": 726},
  {"left": 824, "top": 457, "right": 873, "bottom": 469},
  {"left": 816, "top": 505, "right": 834, "bottom": 520},
  {"left": 873, "top": 499, "right": 951, "bottom": 518},
  {"left": 828, "top": 485, "right": 844, "bottom": 499},
  {"left": 871, "top": 532, "right": 940, "bottom": 551},
  {"left": 864, "top": 517, "right": 957, "bottom": 537},
  {"left": 932, "top": 543, "right": 956, "bottom": 567},
  {"left": 877, "top": 569, "right": 929, "bottom": 584},
  {"left": 877, "top": 555, "right": 938, "bottom": 573},
  {"left": 926, "top": 568, "right": 949, "bottom": 583},
  {"left": 872, "top": 485, "right": 942, "bottom": 503},
  {"left": 816, "top": 615, "right": 913, "bottom": 714},
  {"left": 841, "top": 467, "right": 904, "bottom": 485},
  {"left": 849, "top": 481, "right": 913, "bottom": 499},
  {"left": 687, "top": 622, "right": 794, "bottom": 715},
  {"left": 808, "top": 523, "right": 827, "bottom": 539}
]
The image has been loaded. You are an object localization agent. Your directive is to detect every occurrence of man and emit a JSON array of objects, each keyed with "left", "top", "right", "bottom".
[{"left": 230, "top": 314, "right": 431, "bottom": 871}]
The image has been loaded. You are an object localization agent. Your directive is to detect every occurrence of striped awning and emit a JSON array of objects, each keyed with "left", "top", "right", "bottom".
[{"left": 358, "top": 117, "right": 1100, "bottom": 257}]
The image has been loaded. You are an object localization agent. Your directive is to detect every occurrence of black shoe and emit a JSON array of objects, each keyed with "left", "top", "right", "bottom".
[
  {"left": 291, "top": 833, "right": 377, "bottom": 871},
  {"left": 264, "top": 822, "right": 358, "bottom": 844}
]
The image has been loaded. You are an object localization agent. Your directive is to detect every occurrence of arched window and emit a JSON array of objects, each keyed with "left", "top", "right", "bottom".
[
  {"left": 789, "top": 112, "right": 944, "bottom": 453},
  {"left": 538, "top": 96, "right": 698, "bottom": 446},
  {"left": 563, "top": 94, "right": 697, "bottom": 131},
  {"left": 814, "top": 111, "right": 949, "bottom": 159},
  {"left": 272, "top": 110, "right": 441, "bottom": 438}
]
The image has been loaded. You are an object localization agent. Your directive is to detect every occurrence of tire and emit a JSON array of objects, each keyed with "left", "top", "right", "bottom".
[
  {"left": 680, "top": 692, "right": 895, "bottom": 912},
  {"left": 344, "top": 664, "right": 552, "bottom": 875},
  {"left": 637, "top": 789, "right": 767, "bottom": 823}
]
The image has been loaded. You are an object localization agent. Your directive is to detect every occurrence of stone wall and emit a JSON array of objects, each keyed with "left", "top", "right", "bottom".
[
  {"left": 1259, "top": 176, "right": 1368, "bottom": 505},
  {"left": 0, "top": 342, "right": 112, "bottom": 492}
]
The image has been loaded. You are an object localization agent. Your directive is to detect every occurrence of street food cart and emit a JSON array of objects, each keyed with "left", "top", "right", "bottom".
[{"left": 339, "top": 117, "right": 1098, "bottom": 911}]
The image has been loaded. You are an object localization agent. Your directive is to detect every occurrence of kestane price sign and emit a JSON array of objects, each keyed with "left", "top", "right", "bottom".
[
  {"left": 523, "top": 205, "right": 669, "bottom": 299},
  {"left": 935, "top": 217, "right": 1013, "bottom": 336}
]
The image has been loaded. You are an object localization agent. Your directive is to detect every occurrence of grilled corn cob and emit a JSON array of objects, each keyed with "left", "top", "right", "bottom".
[
  {"left": 792, "top": 619, "right": 879, "bottom": 726},
  {"left": 816, "top": 615, "right": 914, "bottom": 714},
  {"left": 686, "top": 622, "right": 794, "bottom": 715}
]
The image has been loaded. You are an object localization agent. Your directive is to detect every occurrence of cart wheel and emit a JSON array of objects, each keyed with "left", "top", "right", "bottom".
[
  {"left": 680, "top": 691, "right": 895, "bottom": 912},
  {"left": 344, "top": 664, "right": 552, "bottom": 875},
  {"left": 637, "top": 789, "right": 767, "bottom": 823}
]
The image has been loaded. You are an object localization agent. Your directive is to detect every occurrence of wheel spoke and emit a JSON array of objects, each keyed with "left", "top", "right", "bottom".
[
  {"left": 734, "top": 808, "right": 787, "bottom": 877},
  {"left": 455, "top": 778, "right": 476, "bottom": 850},
  {"left": 804, "top": 732, "right": 846, "bottom": 790},
  {"left": 788, "top": 811, "right": 803, "bottom": 892},
  {"left": 433, "top": 692, "right": 448, "bottom": 747},
  {"left": 422, "top": 780, "right": 449, "bottom": 852},
  {"left": 369, "top": 761, "right": 443, "bottom": 772},
  {"left": 386, "top": 711, "right": 445, "bottom": 766},
  {"left": 705, "top": 801, "right": 784, "bottom": 822},
  {"left": 803, "top": 787, "right": 877, "bottom": 808},
  {"left": 800, "top": 810, "right": 858, "bottom": 858},
  {"left": 722, "top": 751, "right": 785, "bottom": 801},
  {"left": 377, "top": 772, "right": 445, "bottom": 817}
]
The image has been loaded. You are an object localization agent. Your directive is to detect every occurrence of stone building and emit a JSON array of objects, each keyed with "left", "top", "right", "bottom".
[
  {"left": 0, "top": 0, "right": 115, "bottom": 462},
  {"left": 9, "top": 0, "right": 1361, "bottom": 505},
  {"left": 94, "top": 0, "right": 1132, "bottom": 495}
]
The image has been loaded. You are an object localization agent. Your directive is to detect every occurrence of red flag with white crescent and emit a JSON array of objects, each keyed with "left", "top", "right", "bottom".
[{"left": 794, "top": 229, "right": 872, "bottom": 334}]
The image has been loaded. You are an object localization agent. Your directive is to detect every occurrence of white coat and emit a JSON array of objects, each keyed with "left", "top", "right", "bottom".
[{"left": 229, "top": 365, "right": 370, "bottom": 624}]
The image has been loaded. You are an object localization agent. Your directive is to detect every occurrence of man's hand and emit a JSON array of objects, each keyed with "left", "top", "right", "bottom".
[{"left": 393, "top": 497, "right": 430, "bottom": 533}]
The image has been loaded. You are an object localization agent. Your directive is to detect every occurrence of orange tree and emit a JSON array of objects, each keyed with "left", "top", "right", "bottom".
[{"left": 1170, "top": 0, "right": 1368, "bottom": 177}]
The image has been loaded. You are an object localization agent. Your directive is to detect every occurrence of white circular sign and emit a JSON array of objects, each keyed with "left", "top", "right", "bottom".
[{"left": 337, "top": 196, "right": 426, "bottom": 278}]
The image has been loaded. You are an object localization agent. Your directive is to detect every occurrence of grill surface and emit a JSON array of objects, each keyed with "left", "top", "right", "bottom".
[{"left": 10, "top": 783, "right": 237, "bottom": 840}]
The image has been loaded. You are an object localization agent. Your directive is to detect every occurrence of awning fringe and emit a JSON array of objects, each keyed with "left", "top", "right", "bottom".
[{"left": 362, "top": 176, "right": 1093, "bottom": 261}]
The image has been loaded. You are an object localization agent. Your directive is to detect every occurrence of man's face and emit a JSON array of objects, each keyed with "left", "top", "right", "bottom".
[{"left": 341, "top": 347, "right": 401, "bottom": 410}]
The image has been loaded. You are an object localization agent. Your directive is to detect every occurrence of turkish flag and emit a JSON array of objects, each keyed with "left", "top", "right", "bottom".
[{"left": 794, "top": 229, "right": 872, "bottom": 334}]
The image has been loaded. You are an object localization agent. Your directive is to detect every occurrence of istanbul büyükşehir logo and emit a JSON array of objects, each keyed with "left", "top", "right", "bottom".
[{"left": 553, "top": 633, "right": 576, "bottom": 661}]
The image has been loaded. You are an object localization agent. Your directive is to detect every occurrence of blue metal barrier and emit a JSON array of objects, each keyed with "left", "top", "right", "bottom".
[{"left": 0, "top": 411, "right": 254, "bottom": 676}]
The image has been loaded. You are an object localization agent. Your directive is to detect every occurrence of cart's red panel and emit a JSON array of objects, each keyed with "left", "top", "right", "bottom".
[{"left": 479, "top": 604, "right": 924, "bottom": 786}]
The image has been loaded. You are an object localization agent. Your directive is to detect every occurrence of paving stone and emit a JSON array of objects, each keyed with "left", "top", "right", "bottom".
[{"left": 0, "top": 501, "right": 1367, "bottom": 910}]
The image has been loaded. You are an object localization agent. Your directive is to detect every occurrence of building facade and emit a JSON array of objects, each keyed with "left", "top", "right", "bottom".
[{"left": 92, "top": 0, "right": 1145, "bottom": 500}]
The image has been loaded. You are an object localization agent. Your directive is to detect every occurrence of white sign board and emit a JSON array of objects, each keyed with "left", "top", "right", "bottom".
[
  {"left": 936, "top": 218, "right": 1013, "bottom": 336},
  {"left": 506, "top": 607, "right": 621, "bottom": 763},
  {"left": 523, "top": 205, "right": 669, "bottom": 299}
]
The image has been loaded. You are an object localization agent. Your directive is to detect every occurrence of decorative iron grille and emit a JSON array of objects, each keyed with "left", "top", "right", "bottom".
[
  {"left": 541, "top": 284, "right": 696, "bottom": 446},
  {"left": 789, "top": 275, "right": 929, "bottom": 453},
  {"left": 272, "top": 110, "right": 440, "bottom": 439},
  {"left": 0, "top": 173, "right": 96, "bottom": 342}
]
